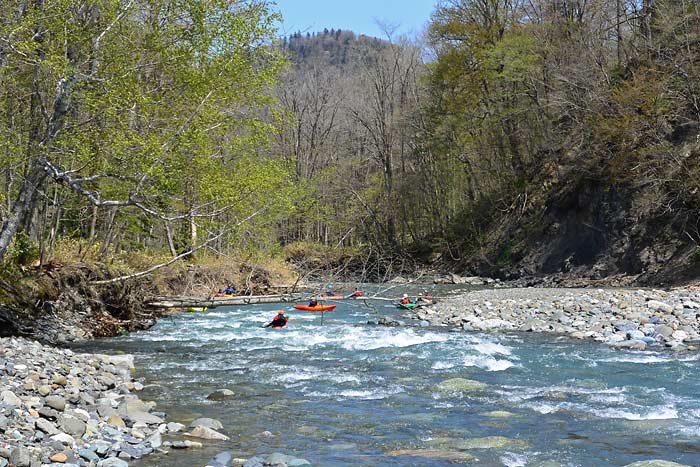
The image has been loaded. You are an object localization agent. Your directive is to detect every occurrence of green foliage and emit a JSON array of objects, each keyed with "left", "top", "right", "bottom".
[
  {"left": 6, "top": 233, "right": 40, "bottom": 267},
  {"left": 496, "top": 242, "right": 514, "bottom": 267}
]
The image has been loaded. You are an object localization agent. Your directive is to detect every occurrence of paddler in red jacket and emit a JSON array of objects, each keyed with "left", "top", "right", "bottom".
[{"left": 265, "top": 310, "right": 288, "bottom": 328}]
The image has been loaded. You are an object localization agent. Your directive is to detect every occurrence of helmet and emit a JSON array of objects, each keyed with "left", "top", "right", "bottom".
[
  {"left": 418, "top": 293, "right": 423, "bottom": 296},
  {"left": 403, "top": 294, "right": 408, "bottom": 298},
  {"left": 278, "top": 310, "right": 285, "bottom": 315}
]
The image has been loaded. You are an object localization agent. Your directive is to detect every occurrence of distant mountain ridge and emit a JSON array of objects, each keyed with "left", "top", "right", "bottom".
[{"left": 282, "top": 29, "right": 387, "bottom": 67}]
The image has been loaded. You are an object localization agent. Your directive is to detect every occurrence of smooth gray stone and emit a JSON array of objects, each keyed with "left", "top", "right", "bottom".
[
  {"left": 206, "top": 451, "right": 232, "bottom": 467},
  {"left": 188, "top": 418, "right": 223, "bottom": 430},
  {"left": 242, "top": 457, "right": 265, "bottom": 467},
  {"left": 35, "top": 417, "right": 59, "bottom": 435},
  {"left": 79, "top": 448, "right": 100, "bottom": 463},
  {"left": 97, "top": 458, "right": 129, "bottom": 467},
  {"left": 9, "top": 447, "right": 31, "bottom": 467},
  {"left": 45, "top": 396, "right": 67, "bottom": 411}
]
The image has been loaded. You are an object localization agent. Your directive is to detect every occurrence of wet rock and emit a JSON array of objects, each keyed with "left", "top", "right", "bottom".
[
  {"left": 453, "top": 436, "right": 529, "bottom": 450},
  {"left": 170, "top": 440, "right": 202, "bottom": 449},
  {"left": 242, "top": 456, "right": 265, "bottom": 467},
  {"left": 166, "top": 422, "right": 185, "bottom": 432},
  {"left": 436, "top": 378, "right": 487, "bottom": 392},
  {"left": 386, "top": 449, "right": 475, "bottom": 462},
  {"left": 186, "top": 425, "right": 229, "bottom": 441},
  {"left": 623, "top": 462, "right": 693, "bottom": 467},
  {"left": 287, "top": 458, "right": 312, "bottom": 466},
  {"left": 97, "top": 458, "right": 129, "bottom": 467},
  {"left": 189, "top": 418, "right": 223, "bottom": 430},
  {"left": 207, "top": 389, "right": 235, "bottom": 401},
  {"left": 206, "top": 451, "right": 232, "bottom": 467},
  {"left": 125, "top": 411, "right": 163, "bottom": 425},
  {"left": 147, "top": 431, "right": 162, "bottom": 449}
]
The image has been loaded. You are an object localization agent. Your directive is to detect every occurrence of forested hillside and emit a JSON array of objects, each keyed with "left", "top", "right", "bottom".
[{"left": 273, "top": 2, "right": 700, "bottom": 285}]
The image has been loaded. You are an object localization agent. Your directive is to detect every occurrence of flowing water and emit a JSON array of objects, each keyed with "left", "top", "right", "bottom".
[{"left": 78, "top": 297, "right": 700, "bottom": 466}]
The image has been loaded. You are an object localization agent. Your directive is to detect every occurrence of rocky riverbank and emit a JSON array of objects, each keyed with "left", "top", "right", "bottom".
[
  {"left": 0, "top": 337, "right": 253, "bottom": 467},
  {"left": 409, "top": 287, "right": 700, "bottom": 351}
]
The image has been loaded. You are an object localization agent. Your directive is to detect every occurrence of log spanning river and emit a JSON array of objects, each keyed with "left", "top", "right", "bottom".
[{"left": 79, "top": 296, "right": 700, "bottom": 466}]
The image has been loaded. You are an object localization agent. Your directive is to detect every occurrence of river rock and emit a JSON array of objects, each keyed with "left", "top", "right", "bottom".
[
  {"left": 59, "top": 414, "right": 86, "bottom": 436},
  {"left": 36, "top": 417, "right": 60, "bottom": 435},
  {"left": 78, "top": 448, "right": 100, "bottom": 463},
  {"left": 166, "top": 422, "right": 185, "bottom": 432},
  {"left": 672, "top": 330, "right": 689, "bottom": 341},
  {"left": 97, "top": 458, "right": 129, "bottom": 467},
  {"left": 9, "top": 447, "right": 31, "bottom": 467},
  {"left": 46, "top": 395, "right": 66, "bottom": 411},
  {"left": 1, "top": 390, "right": 22, "bottom": 407},
  {"left": 147, "top": 431, "right": 162, "bottom": 449},
  {"left": 623, "top": 462, "right": 693, "bottom": 467},
  {"left": 207, "top": 389, "right": 235, "bottom": 401},
  {"left": 186, "top": 425, "right": 230, "bottom": 441},
  {"left": 51, "top": 433, "right": 76, "bottom": 445},
  {"left": 189, "top": 418, "right": 223, "bottom": 430},
  {"left": 105, "top": 415, "right": 125, "bottom": 430},
  {"left": 436, "top": 378, "right": 487, "bottom": 392},
  {"left": 452, "top": 436, "right": 529, "bottom": 450},
  {"left": 655, "top": 325, "right": 674, "bottom": 338},
  {"left": 206, "top": 451, "right": 233, "bottom": 467},
  {"left": 126, "top": 411, "right": 163, "bottom": 425},
  {"left": 386, "top": 449, "right": 475, "bottom": 462},
  {"left": 647, "top": 300, "right": 673, "bottom": 313},
  {"left": 50, "top": 453, "right": 68, "bottom": 463}
]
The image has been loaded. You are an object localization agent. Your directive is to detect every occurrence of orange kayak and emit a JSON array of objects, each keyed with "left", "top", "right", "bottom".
[{"left": 293, "top": 304, "right": 337, "bottom": 312}]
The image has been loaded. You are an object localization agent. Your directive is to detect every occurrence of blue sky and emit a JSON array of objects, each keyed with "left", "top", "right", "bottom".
[{"left": 273, "top": 0, "right": 437, "bottom": 39}]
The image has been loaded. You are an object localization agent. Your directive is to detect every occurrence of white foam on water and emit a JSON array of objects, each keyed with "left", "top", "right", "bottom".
[
  {"left": 306, "top": 385, "right": 404, "bottom": 400},
  {"left": 501, "top": 453, "right": 528, "bottom": 467},
  {"left": 463, "top": 355, "right": 515, "bottom": 372},
  {"left": 432, "top": 361, "right": 456, "bottom": 370},
  {"left": 339, "top": 327, "right": 450, "bottom": 351},
  {"left": 593, "top": 406, "right": 678, "bottom": 421},
  {"left": 471, "top": 340, "right": 513, "bottom": 356},
  {"left": 528, "top": 402, "right": 560, "bottom": 414},
  {"left": 500, "top": 384, "right": 626, "bottom": 402}
]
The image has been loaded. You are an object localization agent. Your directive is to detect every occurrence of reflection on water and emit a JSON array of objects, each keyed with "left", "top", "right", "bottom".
[{"left": 76, "top": 296, "right": 700, "bottom": 467}]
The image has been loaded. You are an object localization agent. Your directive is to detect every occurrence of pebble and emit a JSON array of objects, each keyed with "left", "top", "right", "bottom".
[
  {"left": 411, "top": 288, "right": 700, "bottom": 350},
  {"left": 0, "top": 337, "right": 184, "bottom": 467}
]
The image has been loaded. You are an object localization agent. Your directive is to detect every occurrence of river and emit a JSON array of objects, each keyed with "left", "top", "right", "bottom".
[{"left": 77, "top": 294, "right": 700, "bottom": 466}]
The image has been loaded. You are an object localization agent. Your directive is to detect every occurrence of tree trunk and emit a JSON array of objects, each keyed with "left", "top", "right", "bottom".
[{"left": 0, "top": 160, "right": 48, "bottom": 262}]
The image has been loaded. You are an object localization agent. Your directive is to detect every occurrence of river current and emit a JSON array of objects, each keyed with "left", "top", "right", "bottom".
[{"left": 79, "top": 296, "right": 700, "bottom": 466}]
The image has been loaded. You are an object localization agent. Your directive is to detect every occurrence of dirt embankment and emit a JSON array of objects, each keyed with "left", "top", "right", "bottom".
[{"left": 0, "top": 259, "right": 298, "bottom": 344}]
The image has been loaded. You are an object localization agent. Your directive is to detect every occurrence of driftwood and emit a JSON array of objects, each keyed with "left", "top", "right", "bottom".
[
  {"left": 145, "top": 293, "right": 409, "bottom": 310},
  {"left": 146, "top": 293, "right": 308, "bottom": 309}
]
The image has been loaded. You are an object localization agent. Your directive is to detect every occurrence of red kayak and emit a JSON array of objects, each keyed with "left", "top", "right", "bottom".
[{"left": 293, "top": 304, "right": 337, "bottom": 312}]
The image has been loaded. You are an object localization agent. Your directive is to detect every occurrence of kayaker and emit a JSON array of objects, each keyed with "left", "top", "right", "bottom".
[
  {"left": 308, "top": 297, "right": 319, "bottom": 307},
  {"left": 349, "top": 288, "right": 362, "bottom": 298},
  {"left": 265, "top": 310, "right": 288, "bottom": 328},
  {"left": 400, "top": 294, "right": 411, "bottom": 305}
]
